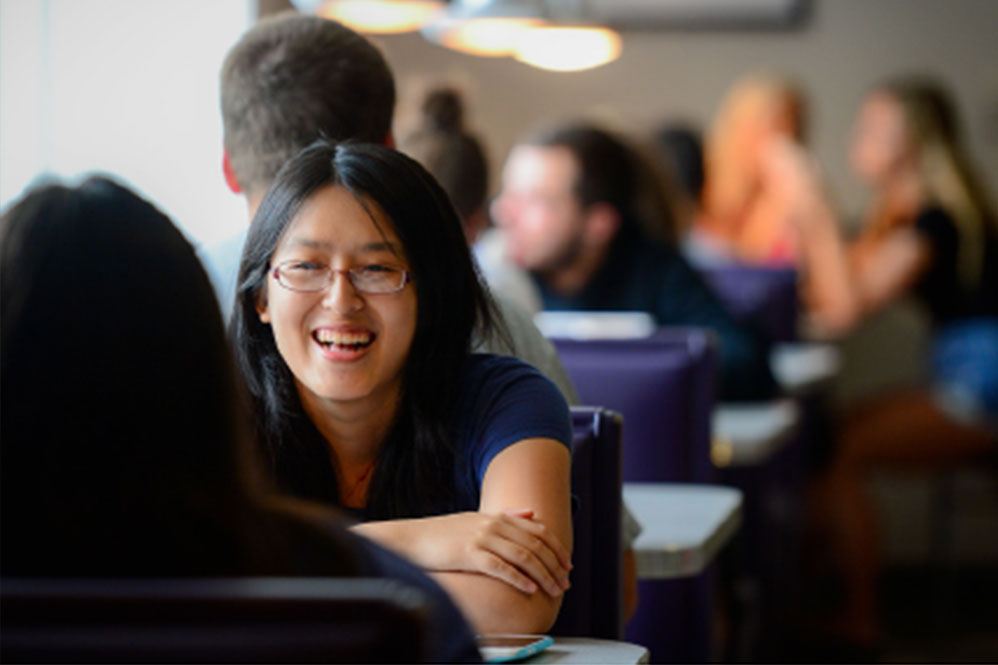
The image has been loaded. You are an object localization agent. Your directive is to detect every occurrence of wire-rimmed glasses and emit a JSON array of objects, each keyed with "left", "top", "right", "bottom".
[{"left": 271, "top": 260, "right": 411, "bottom": 295}]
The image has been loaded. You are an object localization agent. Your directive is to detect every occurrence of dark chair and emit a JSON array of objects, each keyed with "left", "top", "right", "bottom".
[
  {"left": 552, "top": 406, "right": 624, "bottom": 640},
  {"left": 699, "top": 264, "right": 799, "bottom": 343},
  {"left": 551, "top": 329, "right": 720, "bottom": 661},
  {"left": 0, "top": 577, "right": 428, "bottom": 663},
  {"left": 552, "top": 328, "right": 719, "bottom": 484},
  {"left": 697, "top": 265, "right": 813, "bottom": 660}
]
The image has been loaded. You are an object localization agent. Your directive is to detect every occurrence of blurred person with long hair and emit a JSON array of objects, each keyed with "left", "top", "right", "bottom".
[
  {"left": 785, "top": 77, "right": 998, "bottom": 649},
  {"left": 695, "top": 73, "right": 808, "bottom": 266}
]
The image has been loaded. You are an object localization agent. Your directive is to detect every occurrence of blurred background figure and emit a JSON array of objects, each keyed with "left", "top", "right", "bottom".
[
  {"left": 398, "top": 85, "right": 578, "bottom": 404},
  {"left": 695, "top": 73, "right": 809, "bottom": 266},
  {"left": 792, "top": 76, "right": 998, "bottom": 650},
  {"left": 400, "top": 86, "right": 490, "bottom": 245},
  {"left": 650, "top": 122, "right": 706, "bottom": 238},
  {"left": 492, "top": 122, "right": 777, "bottom": 401}
]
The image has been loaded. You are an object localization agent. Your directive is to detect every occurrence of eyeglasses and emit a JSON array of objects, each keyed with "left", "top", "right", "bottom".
[{"left": 271, "top": 260, "right": 412, "bottom": 295}]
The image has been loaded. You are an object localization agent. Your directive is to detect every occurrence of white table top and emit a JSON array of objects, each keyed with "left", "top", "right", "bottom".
[
  {"left": 770, "top": 342, "right": 841, "bottom": 396},
  {"left": 711, "top": 398, "right": 800, "bottom": 467},
  {"left": 622, "top": 483, "right": 743, "bottom": 580},
  {"left": 525, "top": 637, "right": 650, "bottom": 664},
  {"left": 534, "top": 311, "right": 657, "bottom": 340}
]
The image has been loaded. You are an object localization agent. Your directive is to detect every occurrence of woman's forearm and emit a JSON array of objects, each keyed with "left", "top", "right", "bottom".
[
  {"left": 352, "top": 516, "right": 566, "bottom": 633},
  {"left": 349, "top": 517, "right": 421, "bottom": 557},
  {"left": 431, "top": 570, "right": 563, "bottom": 634},
  {"left": 796, "top": 196, "right": 861, "bottom": 335}
]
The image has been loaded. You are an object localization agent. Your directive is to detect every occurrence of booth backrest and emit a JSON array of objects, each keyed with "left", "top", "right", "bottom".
[
  {"left": 553, "top": 329, "right": 718, "bottom": 484},
  {"left": 552, "top": 406, "right": 624, "bottom": 639},
  {"left": 0, "top": 577, "right": 428, "bottom": 663},
  {"left": 699, "top": 265, "right": 798, "bottom": 343}
]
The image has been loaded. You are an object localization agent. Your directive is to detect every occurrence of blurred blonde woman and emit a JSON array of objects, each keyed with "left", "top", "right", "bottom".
[
  {"left": 694, "top": 73, "right": 807, "bottom": 265},
  {"left": 789, "top": 77, "right": 998, "bottom": 649}
]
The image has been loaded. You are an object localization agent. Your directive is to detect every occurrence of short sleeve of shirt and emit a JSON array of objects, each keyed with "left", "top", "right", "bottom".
[
  {"left": 911, "top": 206, "right": 961, "bottom": 322},
  {"left": 913, "top": 206, "right": 959, "bottom": 253},
  {"left": 450, "top": 354, "right": 573, "bottom": 510}
]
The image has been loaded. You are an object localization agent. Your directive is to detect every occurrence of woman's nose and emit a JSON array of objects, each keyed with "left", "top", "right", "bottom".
[{"left": 320, "top": 271, "right": 363, "bottom": 313}]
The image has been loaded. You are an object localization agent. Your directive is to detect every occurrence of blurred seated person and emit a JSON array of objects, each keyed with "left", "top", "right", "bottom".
[
  {"left": 695, "top": 73, "right": 809, "bottom": 266},
  {"left": 398, "top": 85, "right": 579, "bottom": 405},
  {"left": 491, "top": 122, "right": 777, "bottom": 401},
  {"left": 651, "top": 122, "right": 705, "bottom": 234},
  {"left": 786, "top": 77, "right": 998, "bottom": 648},
  {"left": 0, "top": 177, "right": 480, "bottom": 663}
]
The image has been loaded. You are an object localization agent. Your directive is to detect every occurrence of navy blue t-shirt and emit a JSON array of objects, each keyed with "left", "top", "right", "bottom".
[
  {"left": 449, "top": 353, "right": 573, "bottom": 511},
  {"left": 335, "top": 353, "right": 572, "bottom": 521}
]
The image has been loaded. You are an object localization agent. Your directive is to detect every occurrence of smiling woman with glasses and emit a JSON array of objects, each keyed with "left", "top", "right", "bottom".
[{"left": 231, "top": 139, "right": 574, "bottom": 635}]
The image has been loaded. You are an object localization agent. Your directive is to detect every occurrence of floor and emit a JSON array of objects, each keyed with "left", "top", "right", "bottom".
[{"left": 878, "top": 564, "right": 998, "bottom": 663}]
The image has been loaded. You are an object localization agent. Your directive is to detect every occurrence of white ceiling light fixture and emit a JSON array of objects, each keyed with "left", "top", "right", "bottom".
[
  {"left": 421, "top": 0, "right": 622, "bottom": 70},
  {"left": 421, "top": 0, "right": 544, "bottom": 57},
  {"left": 513, "top": 24, "right": 620, "bottom": 72},
  {"left": 293, "top": 0, "right": 626, "bottom": 71},
  {"left": 293, "top": 0, "right": 445, "bottom": 34}
]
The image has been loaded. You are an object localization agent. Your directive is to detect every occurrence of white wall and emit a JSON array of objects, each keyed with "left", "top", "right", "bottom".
[
  {"left": 374, "top": 0, "right": 998, "bottom": 224},
  {"left": 3, "top": 0, "right": 995, "bottom": 245},
  {"left": 0, "top": 0, "right": 254, "bottom": 247}
]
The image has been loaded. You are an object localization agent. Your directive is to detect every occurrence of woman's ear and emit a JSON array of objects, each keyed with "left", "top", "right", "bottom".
[{"left": 255, "top": 288, "right": 271, "bottom": 324}]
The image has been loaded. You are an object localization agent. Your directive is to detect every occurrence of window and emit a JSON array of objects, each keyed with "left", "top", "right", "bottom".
[{"left": 1, "top": 0, "right": 253, "bottom": 247}]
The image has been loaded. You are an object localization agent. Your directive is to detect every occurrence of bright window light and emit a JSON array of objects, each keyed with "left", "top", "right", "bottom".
[{"left": 0, "top": 0, "right": 252, "bottom": 248}]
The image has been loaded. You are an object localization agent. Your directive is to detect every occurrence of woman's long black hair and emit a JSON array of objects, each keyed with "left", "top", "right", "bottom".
[
  {"left": 1, "top": 176, "right": 357, "bottom": 576},
  {"left": 231, "top": 139, "right": 498, "bottom": 520}
]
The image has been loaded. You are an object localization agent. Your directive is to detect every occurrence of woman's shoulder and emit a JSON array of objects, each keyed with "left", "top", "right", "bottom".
[
  {"left": 455, "top": 354, "right": 572, "bottom": 447},
  {"left": 460, "top": 353, "right": 569, "bottom": 410},
  {"left": 464, "top": 351, "right": 545, "bottom": 379}
]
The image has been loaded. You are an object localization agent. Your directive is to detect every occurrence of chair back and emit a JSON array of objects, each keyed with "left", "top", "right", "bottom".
[
  {"left": 552, "top": 329, "right": 718, "bottom": 484},
  {"left": 0, "top": 577, "right": 427, "bottom": 663},
  {"left": 552, "top": 406, "right": 623, "bottom": 640},
  {"left": 699, "top": 264, "right": 798, "bottom": 343}
]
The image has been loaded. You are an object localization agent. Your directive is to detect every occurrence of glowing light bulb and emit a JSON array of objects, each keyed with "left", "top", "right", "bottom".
[
  {"left": 434, "top": 16, "right": 542, "bottom": 57},
  {"left": 317, "top": 0, "right": 444, "bottom": 34},
  {"left": 514, "top": 26, "right": 621, "bottom": 72}
]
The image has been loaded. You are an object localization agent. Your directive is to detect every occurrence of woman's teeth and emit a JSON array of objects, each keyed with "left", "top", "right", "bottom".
[{"left": 314, "top": 329, "right": 374, "bottom": 348}]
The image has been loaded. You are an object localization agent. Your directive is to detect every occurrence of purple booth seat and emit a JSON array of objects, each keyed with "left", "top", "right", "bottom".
[
  {"left": 552, "top": 406, "right": 624, "bottom": 640},
  {"left": 699, "top": 264, "right": 799, "bottom": 343},
  {"left": 551, "top": 329, "right": 720, "bottom": 661},
  {"left": 551, "top": 328, "right": 719, "bottom": 485},
  {"left": 0, "top": 577, "right": 428, "bottom": 663},
  {"left": 698, "top": 265, "right": 813, "bottom": 660}
]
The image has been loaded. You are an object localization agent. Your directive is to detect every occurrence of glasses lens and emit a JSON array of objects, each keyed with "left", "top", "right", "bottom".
[
  {"left": 277, "top": 262, "right": 330, "bottom": 291},
  {"left": 351, "top": 265, "right": 406, "bottom": 294}
]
